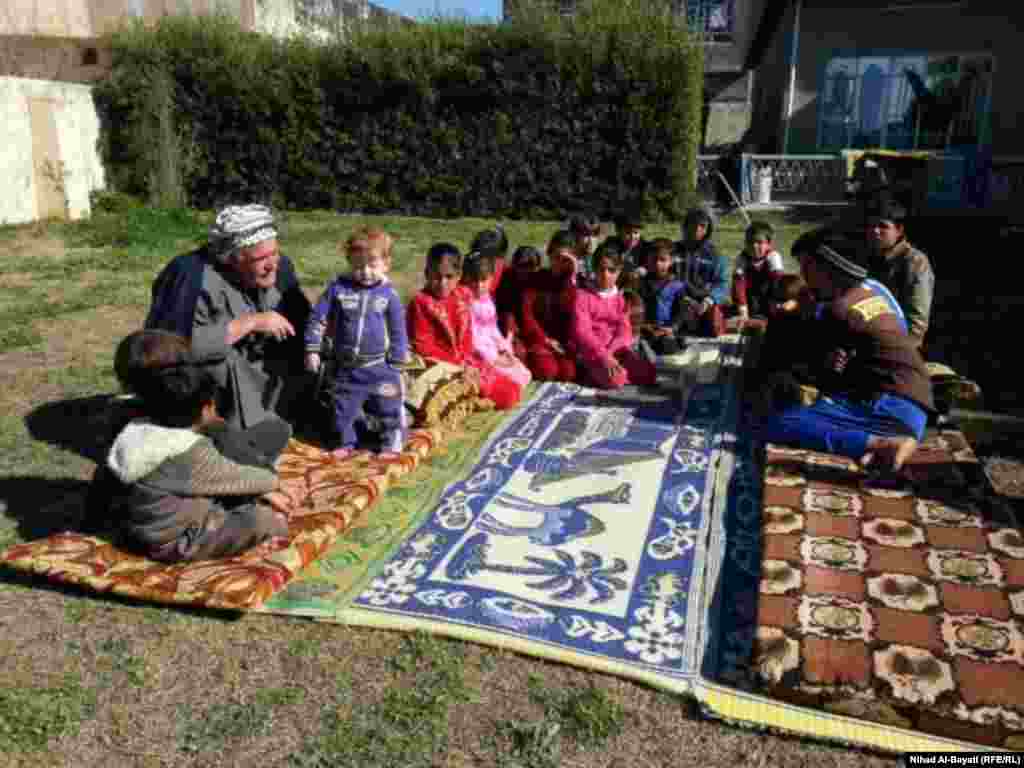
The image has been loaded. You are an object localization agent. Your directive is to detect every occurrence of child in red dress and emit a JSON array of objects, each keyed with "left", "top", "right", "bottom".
[
  {"left": 406, "top": 243, "right": 522, "bottom": 410},
  {"left": 519, "top": 231, "right": 581, "bottom": 382},
  {"left": 495, "top": 245, "right": 542, "bottom": 364}
]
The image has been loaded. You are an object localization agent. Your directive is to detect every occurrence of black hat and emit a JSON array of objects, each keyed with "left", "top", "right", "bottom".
[
  {"left": 814, "top": 236, "right": 868, "bottom": 280},
  {"left": 864, "top": 194, "right": 907, "bottom": 223}
]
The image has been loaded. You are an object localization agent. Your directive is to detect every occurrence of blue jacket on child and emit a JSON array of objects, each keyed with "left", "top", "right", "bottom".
[
  {"left": 673, "top": 240, "right": 729, "bottom": 306},
  {"left": 639, "top": 275, "right": 687, "bottom": 331},
  {"left": 305, "top": 276, "right": 409, "bottom": 366}
]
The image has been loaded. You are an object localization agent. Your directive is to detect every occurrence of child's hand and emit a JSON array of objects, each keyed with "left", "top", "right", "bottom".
[
  {"left": 464, "top": 367, "right": 482, "bottom": 389},
  {"left": 548, "top": 338, "right": 565, "bottom": 355},
  {"left": 653, "top": 326, "right": 673, "bottom": 337},
  {"left": 496, "top": 351, "right": 516, "bottom": 367},
  {"left": 304, "top": 352, "right": 321, "bottom": 373},
  {"left": 737, "top": 304, "right": 750, "bottom": 321}
]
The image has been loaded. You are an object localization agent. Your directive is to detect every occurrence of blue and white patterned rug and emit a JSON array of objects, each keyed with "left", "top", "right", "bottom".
[{"left": 340, "top": 336, "right": 747, "bottom": 693}]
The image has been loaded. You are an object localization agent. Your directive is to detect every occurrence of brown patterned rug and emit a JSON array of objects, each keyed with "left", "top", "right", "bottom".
[{"left": 752, "top": 429, "right": 1024, "bottom": 750}]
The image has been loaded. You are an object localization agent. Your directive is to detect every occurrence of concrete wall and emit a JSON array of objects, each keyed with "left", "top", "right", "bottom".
[
  {"left": 759, "top": 2, "right": 1024, "bottom": 155},
  {"left": 0, "top": 77, "right": 105, "bottom": 225},
  {"left": 704, "top": 71, "right": 754, "bottom": 148}
]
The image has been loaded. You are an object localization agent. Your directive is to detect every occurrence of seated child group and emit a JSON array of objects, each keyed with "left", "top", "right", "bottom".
[
  {"left": 304, "top": 209, "right": 790, "bottom": 459},
  {"left": 93, "top": 208, "right": 855, "bottom": 563},
  {"left": 96, "top": 195, "right": 943, "bottom": 566}
]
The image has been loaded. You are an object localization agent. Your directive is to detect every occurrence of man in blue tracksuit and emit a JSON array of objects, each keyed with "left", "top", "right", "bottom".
[{"left": 304, "top": 231, "right": 410, "bottom": 458}]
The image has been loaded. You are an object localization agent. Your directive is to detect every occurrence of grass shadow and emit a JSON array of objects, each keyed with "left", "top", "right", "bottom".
[
  {"left": 25, "top": 394, "right": 132, "bottom": 465},
  {"left": 0, "top": 476, "right": 91, "bottom": 541}
]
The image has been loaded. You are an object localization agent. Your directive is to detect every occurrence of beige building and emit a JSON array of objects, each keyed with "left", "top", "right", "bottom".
[{"left": 1, "top": 0, "right": 402, "bottom": 225}]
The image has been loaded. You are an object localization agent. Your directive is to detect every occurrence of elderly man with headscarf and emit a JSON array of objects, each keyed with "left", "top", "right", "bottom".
[{"left": 145, "top": 204, "right": 311, "bottom": 431}]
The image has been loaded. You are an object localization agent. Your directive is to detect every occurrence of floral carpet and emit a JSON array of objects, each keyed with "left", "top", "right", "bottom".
[
  {"left": 255, "top": 406, "right": 514, "bottom": 617},
  {"left": 331, "top": 336, "right": 747, "bottom": 693},
  {"left": 0, "top": 428, "right": 446, "bottom": 611}
]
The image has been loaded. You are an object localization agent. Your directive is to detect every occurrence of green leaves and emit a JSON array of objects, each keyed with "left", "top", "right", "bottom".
[{"left": 98, "top": 2, "right": 702, "bottom": 218}]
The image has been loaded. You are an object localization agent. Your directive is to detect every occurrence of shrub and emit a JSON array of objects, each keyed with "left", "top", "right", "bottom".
[{"left": 94, "top": 0, "right": 703, "bottom": 218}]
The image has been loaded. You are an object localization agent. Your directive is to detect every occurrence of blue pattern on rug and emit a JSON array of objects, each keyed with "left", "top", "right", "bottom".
[
  {"left": 699, "top": 393, "right": 764, "bottom": 690},
  {"left": 352, "top": 337, "right": 745, "bottom": 688}
]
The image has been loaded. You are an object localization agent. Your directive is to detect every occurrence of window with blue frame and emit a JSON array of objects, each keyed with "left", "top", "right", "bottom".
[{"left": 818, "top": 52, "right": 993, "bottom": 151}]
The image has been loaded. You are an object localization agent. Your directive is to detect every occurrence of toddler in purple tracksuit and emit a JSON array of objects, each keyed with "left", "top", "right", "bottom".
[{"left": 305, "top": 229, "right": 410, "bottom": 460}]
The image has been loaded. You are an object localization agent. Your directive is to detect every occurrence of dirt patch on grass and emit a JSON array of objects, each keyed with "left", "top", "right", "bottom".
[
  {"left": 0, "top": 305, "right": 143, "bottom": 382},
  {"left": 0, "top": 580, "right": 901, "bottom": 768},
  {"left": 0, "top": 273, "right": 35, "bottom": 290},
  {"left": 0, "top": 228, "right": 67, "bottom": 265}
]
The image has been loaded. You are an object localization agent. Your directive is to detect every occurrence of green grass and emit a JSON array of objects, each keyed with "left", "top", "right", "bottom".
[
  {"left": 97, "top": 637, "right": 148, "bottom": 688},
  {"left": 493, "top": 674, "right": 626, "bottom": 766},
  {"left": 291, "top": 633, "right": 475, "bottom": 768},
  {"left": 287, "top": 635, "right": 322, "bottom": 658},
  {"left": 177, "top": 687, "right": 306, "bottom": 755},
  {"left": 0, "top": 674, "right": 98, "bottom": 752}
]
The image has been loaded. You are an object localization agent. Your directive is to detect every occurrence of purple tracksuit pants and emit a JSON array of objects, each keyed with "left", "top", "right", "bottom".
[{"left": 332, "top": 362, "right": 406, "bottom": 453}]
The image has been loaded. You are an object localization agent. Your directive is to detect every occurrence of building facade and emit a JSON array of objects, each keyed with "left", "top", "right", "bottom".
[
  {"left": 752, "top": 0, "right": 1019, "bottom": 156},
  {"left": 502, "top": 0, "right": 775, "bottom": 149}
]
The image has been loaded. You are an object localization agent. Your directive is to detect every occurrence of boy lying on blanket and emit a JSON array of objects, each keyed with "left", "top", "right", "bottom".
[{"left": 85, "top": 330, "right": 291, "bottom": 563}]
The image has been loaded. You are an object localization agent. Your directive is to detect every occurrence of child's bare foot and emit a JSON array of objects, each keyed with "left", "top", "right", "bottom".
[
  {"left": 330, "top": 447, "right": 357, "bottom": 461},
  {"left": 861, "top": 436, "right": 919, "bottom": 473}
]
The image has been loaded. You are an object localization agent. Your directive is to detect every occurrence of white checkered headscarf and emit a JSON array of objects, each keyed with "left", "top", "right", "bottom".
[{"left": 209, "top": 204, "right": 278, "bottom": 263}]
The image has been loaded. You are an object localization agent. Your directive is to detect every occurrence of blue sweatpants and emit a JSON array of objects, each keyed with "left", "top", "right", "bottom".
[
  {"left": 332, "top": 363, "right": 406, "bottom": 452},
  {"left": 758, "top": 392, "right": 927, "bottom": 461}
]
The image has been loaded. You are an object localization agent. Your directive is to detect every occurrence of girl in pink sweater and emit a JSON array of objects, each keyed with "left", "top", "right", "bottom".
[
  {"left": 571, "top": 240, "right": 657, "bottom": 390},
  {"left": 461, "top": 251, "right": 532, "bottom": 391}
]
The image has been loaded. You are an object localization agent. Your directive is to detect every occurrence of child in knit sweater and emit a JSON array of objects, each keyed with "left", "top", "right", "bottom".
[
  {"left": 89, "top": 330, "right": 288, "bottom": 563},
  {"left": 571, "top": 240, "right": 657, "bottom": 390}
]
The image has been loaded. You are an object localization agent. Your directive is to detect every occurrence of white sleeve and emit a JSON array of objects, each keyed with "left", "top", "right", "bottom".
[{"left": 767, "top": 251, "right": 785, "bottom": 272}]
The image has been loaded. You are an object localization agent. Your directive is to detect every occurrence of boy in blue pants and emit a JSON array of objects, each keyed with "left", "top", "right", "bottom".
[{"left": 305, "top": 229, "right": 410, "bottom": 459}]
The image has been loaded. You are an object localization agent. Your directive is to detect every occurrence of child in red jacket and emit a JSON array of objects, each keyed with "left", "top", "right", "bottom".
[
  {"left": 495, "top": 245, "right": 543, "bottom": 363},
  {"left": 732, "top": 220, "right": 785, "bottom": 322},
  {"left": 571, "top": 240, "right": 657, "bottom": 390},
  {"left": 520, "top": 231, "right": 581, "bottom": 382},
  {"left": 406, "top": 243, "right": 522, "bottom": 410}
]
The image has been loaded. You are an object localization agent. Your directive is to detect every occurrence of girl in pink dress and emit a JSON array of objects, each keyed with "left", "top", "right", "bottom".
[
  {"left": 571, "top": 240, "right": 657, "bottom": 390},
  {"left": 460, "top": 252, "right": 533, "bottom": 391}
]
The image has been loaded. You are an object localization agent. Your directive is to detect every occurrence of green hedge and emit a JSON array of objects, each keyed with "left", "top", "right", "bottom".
[{"left": 94, "top": 0, "right": 703, "bottom": 219}]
